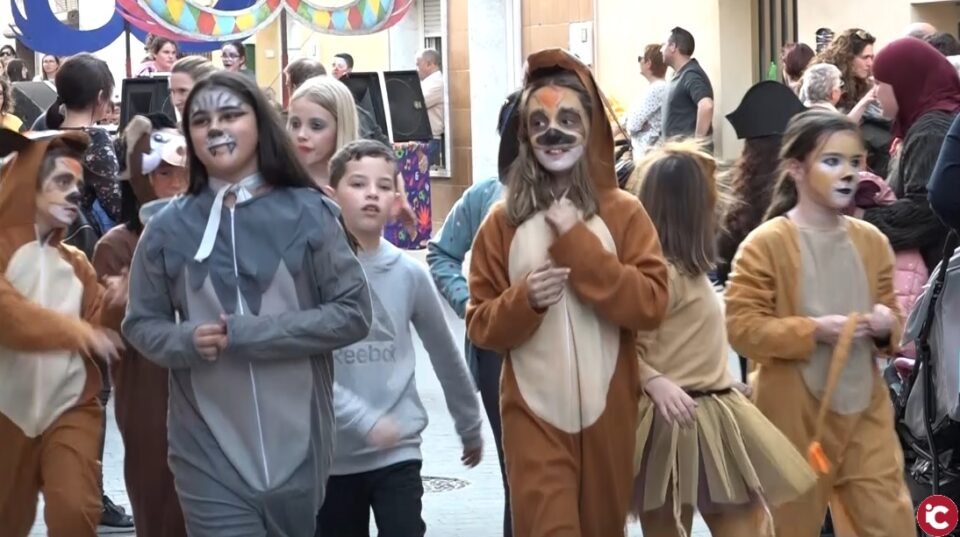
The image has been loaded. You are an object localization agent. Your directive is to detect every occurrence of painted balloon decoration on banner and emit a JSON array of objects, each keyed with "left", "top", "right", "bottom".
[{"left": 8, "top": 0, "right": 415, "bottom": 56}]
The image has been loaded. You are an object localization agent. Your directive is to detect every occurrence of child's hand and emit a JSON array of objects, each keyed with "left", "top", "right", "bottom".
[
  {"left": 526, "top": 260, "right": 570, "bottom": 310},
  {"left": 866, "top": 304, "right": 894, "bottom": 339},
  {"left": 461, "top": 445, "right": 482, "bottom": 468},
  {"left": 102, "top": 268, "right": 129, "bottom": 310},
  {"left": 193, "top": 319, "right": 227, "bottom": 362},
  {"left": 367, "top": 416, "right": 401, "bottom": 449},
  {"left": 644, "top": 376, "right": 697, "bottom": 427},
  {"left": 83, "top": 328, "right": 124, "bottom": 363},
  {"left": 545, "top": 196, "right": 582, "bottom": 236}
]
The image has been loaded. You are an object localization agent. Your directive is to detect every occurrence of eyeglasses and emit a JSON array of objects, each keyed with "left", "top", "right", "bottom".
[
  {"left": 0, "top": 51, "right": 12, "bottom": 58},
  {"left": 222, "top": 53, "right": 241, "bottom": 59}
]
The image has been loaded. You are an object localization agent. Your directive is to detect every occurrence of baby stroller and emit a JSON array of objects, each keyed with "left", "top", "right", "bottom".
[{"left": 886, "top": 233, "right": 960, "bottom": 536}]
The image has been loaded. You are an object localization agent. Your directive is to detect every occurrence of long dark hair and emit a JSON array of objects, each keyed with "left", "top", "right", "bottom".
[
  {"left": 764, "top": 110, "right": 861, "bottom": 221},
  {"left": 183, "top": 71, "right": 315, "bottom": 195},
  {"left": 46, "top": 53, "right": 114, "bottom": 128}
]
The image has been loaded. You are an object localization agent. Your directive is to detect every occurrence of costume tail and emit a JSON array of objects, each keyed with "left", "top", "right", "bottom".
[{"left": 807, "top": 314, "right": 860, "bottom": 474}]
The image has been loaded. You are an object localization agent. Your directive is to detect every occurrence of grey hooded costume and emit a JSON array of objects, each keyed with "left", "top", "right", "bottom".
[{"left": 122, "top": 182, "right": 372, "bottom": 536}]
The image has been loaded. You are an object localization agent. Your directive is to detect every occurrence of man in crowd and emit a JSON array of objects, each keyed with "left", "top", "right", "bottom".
[
  {"left": 416, "top": 48, "right": 445, "bottom": 166},
  {"left": 661, "top": 26, "right": 714, "bottom": 149}
]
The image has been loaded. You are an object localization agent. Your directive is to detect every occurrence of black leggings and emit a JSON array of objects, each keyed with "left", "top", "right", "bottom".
[{"left": 475, "top": 348, "right": 512, "bottom": 537}]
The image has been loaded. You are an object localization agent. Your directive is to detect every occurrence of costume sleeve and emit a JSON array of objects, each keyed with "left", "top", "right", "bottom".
[
  {"left": 724, "top": 233, "right": 818, "bottom": 364},
  {"left": 223, "top": 202, "right": 373, "bottom": 360},
  {"left": 412, "top": 265, "right": 483, "bottom": 450},
  {"left": 333, "top": 382, "right": 379, "bottom": 440},
  {"left": 873, "top": 235, "right": 903, "bottom": 356},
  {"left": 426, "top": 183, "right": 488, "bottom": 318},
  {"left": 635, "top": 266, "right": 680, "bottom": 385},
  {"left": 90, "top": 238, "right": 128, "bottom": 331},
  {"left": 0, "top": 272, "right": 93, "bottom": 352},
  {"left": 929, "top": 114, "right": 960, "bottom": 232},
  {"left": 122, "top": 224, "right": 206, "bottom": 369},
  {"left": 466, "top": 210, "right": 546, "bottom": 353},
  {"left": 548, "top": 203, "right": 669, "bottom": 331}
]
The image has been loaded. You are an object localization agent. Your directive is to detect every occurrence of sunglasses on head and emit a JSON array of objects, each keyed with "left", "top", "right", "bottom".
[
  {"left": 0, "top": 51, "right": 11, "bottom": 57},
  {"left": 853, "top": 29, "right": 873, "bottom": 41}
]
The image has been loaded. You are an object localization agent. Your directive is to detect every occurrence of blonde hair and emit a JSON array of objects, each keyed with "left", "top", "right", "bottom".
[
  {"left": 171, "top": 56, "right": 216, "bottom": 81},
  {"left": 290, "top": 75, "right": 359, "bottom": 155}
]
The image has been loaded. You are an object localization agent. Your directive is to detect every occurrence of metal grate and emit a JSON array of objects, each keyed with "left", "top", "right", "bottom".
[
  {"left": 422, "top": 0, "right": 441, "bottom": 37},
  {"left": 421, "top": 476, "right": 469, "bottom": 493}
]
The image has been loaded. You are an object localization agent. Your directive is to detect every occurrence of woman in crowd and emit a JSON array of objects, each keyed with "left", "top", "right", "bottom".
[
  {"left": 783, "top": 42, "right": 814, "bottom": 94},
  {"left": 36, "top": 54, "right": 60, "bottom": 82},
  {"left": 221, "top": 41, "right": 252, "bottom": 77},
  {"left": 137, "top": 37, "right": 178, "bottom": 76},
  {"left": 626, "top": 44, "right": 668, "bottom": 155},
  {"left": 0, "top": 77, "right": 23, "bottom": 132},
  {"left": 286, "top": 75, "right": 359, "bottom": 187},
  {"left": 0, "top": 44, "right": 16, "bottom": 67},
  {"left": 169, "top": 56, "right": 217, "bottom": 119},
  {"left": 863, "top": 37, "right": 960, "bottom": 274},
  {"left": 5, "top": 59, "right": 28, "bottom": 82}
]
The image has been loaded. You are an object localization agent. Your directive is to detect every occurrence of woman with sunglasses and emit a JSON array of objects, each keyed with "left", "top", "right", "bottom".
[{"left": 0, "top": 44, "right": 16, "bottom": 68}]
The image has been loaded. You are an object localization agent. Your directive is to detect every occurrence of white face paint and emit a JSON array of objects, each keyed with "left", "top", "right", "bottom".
[
  {"left": 525, "top": 85, "right": 589, "bottom": 175},
  {"left": 533, "top": 145, "right": 585, "bottom": 173},
  {"left": 805, "top": 131, "right": 865, "bottom": 210},
  {"left": 188, "top": 85, "right": 258, "bottom": 181}
]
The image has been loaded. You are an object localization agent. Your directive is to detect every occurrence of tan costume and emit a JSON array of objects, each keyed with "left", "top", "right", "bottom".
[
  {"left": 467, "top": 50, "right": 670, "bottom": 537},
  {"left": 633, "top": 264, "right": 816, "bottom": 537},
  {"left": 91, "top": 116, "right": 186, "bottom": 537},
  {"left": 725, "top": 216, "right": 915, "bottom": 537},
  {"left": 0, "top": 130, "right": 118, "bottom": 537}
]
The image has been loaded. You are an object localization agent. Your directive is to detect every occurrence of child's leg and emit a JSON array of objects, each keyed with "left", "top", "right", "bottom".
[
  {"left": 39, "top": 400, "right": 103, "bottom": 537},
  {"left": 830, "top": 385, "right": 915, "bottom": 537},
  {"left": 0, "top": 412, "right": 43, "bottom": 537},
  {"left": 370, "top": 460, "right": 426, "bottom": 537},
  {"left": 637, "top": 503, "right": 694, "bottom": 537},
  {"left": 701, "top": 503, "right": 772, "bottom": 537},
  {"left": 317, "top": 472, "right": 373, "bottom": 537},
  {"left": 477, "top": 348, "right": 512, "bottom": 537}
]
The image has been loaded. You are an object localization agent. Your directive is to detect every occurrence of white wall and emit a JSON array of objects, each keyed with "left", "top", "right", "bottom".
[{"left": 467, "top": 0, "right": 512, "bottom": 181}]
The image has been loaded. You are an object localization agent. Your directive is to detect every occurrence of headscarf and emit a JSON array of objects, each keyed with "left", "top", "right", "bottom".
[{"left": 873, "top": 37, "right": 960, "bottom": 138}]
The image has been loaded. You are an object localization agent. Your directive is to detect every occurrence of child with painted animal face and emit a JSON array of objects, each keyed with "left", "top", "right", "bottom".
[
  {"left": 0, "top": 130, "right": 126, "bottom": 537},
  {"left": 628, "top": 142, "right": 815, "bottom": 537},
  {"left": 316, "top": 139, "right": 483, "bottom": 537},
  {"left": 725, "top": 110, "right": 915, "bottom": 537},
  {"left": 122, "top": 72, "right": 372, "bottom": 537}
]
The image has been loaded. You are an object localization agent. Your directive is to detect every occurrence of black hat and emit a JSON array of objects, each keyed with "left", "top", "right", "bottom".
[
  {"left": 497, "top": 89, "right": 522, "bottom": 181},
  {"left": 726, "top": 81, "right": 807, "bottom": 140}
]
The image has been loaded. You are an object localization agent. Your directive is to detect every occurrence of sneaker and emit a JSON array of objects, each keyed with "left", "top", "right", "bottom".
[{"left": 97, "top": 494, "right": 134, "bottom": 534}]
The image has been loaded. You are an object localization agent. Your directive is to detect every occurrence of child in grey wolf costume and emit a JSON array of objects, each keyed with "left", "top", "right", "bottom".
[{"left": 122, "top": 72, "right": 373, "bottom": 536}]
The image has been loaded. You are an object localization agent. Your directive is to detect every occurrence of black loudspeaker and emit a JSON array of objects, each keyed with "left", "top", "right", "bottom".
[
  {"left": 341, "top": 72, "right": 390, "bottom": 140},
  {"left": 12, "top": 81, "right": 57, "bottom": 130},
  {"left": 383, "top": 70, "right": 432, "bottom": 143},
  {"left": 120, "top": 76, "right": 176, "bottom": 131}
]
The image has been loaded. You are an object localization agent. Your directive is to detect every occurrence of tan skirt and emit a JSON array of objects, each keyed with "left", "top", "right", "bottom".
[{"left": 632, "top": 388, "right": 816, "bottom": 514}]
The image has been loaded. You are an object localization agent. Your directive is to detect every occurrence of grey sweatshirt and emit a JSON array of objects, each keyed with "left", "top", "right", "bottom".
[{"left": 331, "top": 239, "right": 483, "bottom": 475}]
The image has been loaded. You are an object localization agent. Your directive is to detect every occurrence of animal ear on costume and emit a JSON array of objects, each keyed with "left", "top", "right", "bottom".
[
  {"left": 0, "top": 129, "right": 86, "bottom": 159},
  {"left": 726, "top": 81, "right": 807, "bottom": 140},
  {"left": 121, "top": 115, "right": 159, "bottom": 205}
]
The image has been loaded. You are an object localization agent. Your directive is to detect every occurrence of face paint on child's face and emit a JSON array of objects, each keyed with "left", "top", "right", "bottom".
[
  {"left": 805, "top": 131, "right": 865, "bottom": 209},
  {"left": 35, "top": 156, "right": 83, "bottom": 228},
  {"left": 188, "top": 86, "right": 258, "bottom": 179},
  {"left": 526, "top": 84, "right": 589, "bottom": 173}
]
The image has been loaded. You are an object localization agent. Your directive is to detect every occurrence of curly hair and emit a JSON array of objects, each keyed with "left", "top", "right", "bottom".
[
  {"left": 0, "top": 76, "right": 13, "bottom": 116},
  {"left": 715, "top": 135, "right": 782, "bottom": 281},
  {"left": 816, "top": 28, "right": 876, "bottom": 111}
]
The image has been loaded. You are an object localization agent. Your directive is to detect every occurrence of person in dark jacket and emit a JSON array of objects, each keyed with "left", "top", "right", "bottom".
[
  {"left": 929, "top": 113, "right": 960, "bottom": 232},
  {"left": 864, "top": 37, "right": 960, "bottom": 273}
]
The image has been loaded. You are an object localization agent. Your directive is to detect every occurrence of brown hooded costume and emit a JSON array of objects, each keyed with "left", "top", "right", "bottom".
[
  {"left": 466, "top": 49, "right": 669, "bottom": 536},
  {"left": 0, "top": 130, "right": 118, "bottom": 537},
  {"left": 91, "top": 116, "right": 186, "bottom": 537}
]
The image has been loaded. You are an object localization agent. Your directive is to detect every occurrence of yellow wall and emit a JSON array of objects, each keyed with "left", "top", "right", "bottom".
[{"left": 291, "top": 32, "right": 392, "bottom": 73}]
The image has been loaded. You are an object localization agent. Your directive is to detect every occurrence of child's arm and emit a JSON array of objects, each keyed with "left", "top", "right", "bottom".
[
  {"left": 548, "top": 201, "right": 669, "bottom": 331},
  {"left": 333, "top": 382, "right": 380, "bottom": 440},
  {"left": 0, "top": 271, "right": 95, "bottom": 352},
  {"left": 122, "top": 225, "right": 208, "bottom": 369},
  {"left": 412, "top": 266, "right": 483, "bottom": 451},
  {"left": 426, "top": 183, "right": 491, "bottom": 319},
  {"left": 222, "top": 201, "right": 373, "bottom": 361},
  {"left": 466, "top": 209, "right": 546, "bottom": 353},
  {"left": 724, "top": 233, "right": 818, "bottom": 365}
]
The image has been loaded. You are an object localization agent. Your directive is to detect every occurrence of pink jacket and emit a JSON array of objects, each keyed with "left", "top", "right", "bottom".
[{"left": 852, "top": 172, "right": 927, "bottom": 357}]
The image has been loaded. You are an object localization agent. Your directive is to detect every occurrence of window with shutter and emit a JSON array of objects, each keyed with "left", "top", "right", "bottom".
[{"left": 423, "top": 0, "right": 442, "bottom": 37}]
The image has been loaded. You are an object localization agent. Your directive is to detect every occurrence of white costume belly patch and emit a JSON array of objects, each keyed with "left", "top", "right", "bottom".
[{"left": 507, "top": 213, "right": 620, "bottom": 433}]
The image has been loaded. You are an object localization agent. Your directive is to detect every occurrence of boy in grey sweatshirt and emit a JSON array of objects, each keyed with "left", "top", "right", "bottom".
[{"left": 317, "top": 140, "right": 484, "bottom": 537}]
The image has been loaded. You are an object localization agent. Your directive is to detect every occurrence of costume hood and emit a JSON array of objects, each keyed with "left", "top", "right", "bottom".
[
  {"left": 0, "top": 129, "right": 90, "bottom": 247},
  {"left": 120, "top": 115, "right": 187, "bottom": 205},
  {"left": 523, "top": 49, "right": 617, "bottom": 191}
]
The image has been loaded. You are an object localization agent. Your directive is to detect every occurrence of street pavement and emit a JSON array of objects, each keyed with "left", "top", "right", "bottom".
[{"left": 30, "top": 249, "right": 719, "bottom": 536}]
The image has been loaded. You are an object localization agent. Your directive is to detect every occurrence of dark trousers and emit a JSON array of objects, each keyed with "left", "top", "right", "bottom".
[
  {"left": 97, "top": 360, "right": 111, "bottom": 494},
  {"left": 476, "top": 349, "right": 512, "bottom": 537},
  {"left": 317, "top": 460, "right": 425, "bottom": 537}
]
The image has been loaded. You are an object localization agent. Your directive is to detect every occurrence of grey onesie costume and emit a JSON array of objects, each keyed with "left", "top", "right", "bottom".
[{"left": 122, "top": 179, "right": 372, "bottom": 537}]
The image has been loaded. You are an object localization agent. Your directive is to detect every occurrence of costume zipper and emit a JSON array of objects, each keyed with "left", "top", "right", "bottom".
[{"left": 229, "top": 206, "right": 270, "bottom": 485}]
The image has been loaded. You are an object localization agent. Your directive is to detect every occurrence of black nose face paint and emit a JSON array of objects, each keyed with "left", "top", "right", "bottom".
[
  {"left": 65, "top": 190, "right": 82, "bottom": 205},
  {"left": 206, "top": 128, "right": 237, "bottom": 156},
  {"left": 535, "top": 128, "right": 578, "bottom": 148}
]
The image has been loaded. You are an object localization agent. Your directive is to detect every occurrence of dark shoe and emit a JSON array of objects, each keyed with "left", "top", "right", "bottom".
[{"left": 98, "top": 494, "right": 134, "bottom": 533}]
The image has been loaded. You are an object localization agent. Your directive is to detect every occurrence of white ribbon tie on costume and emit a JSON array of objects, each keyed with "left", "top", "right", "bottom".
[{"left": 194, "top": 174, "right": 265, "bottom": 262}]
